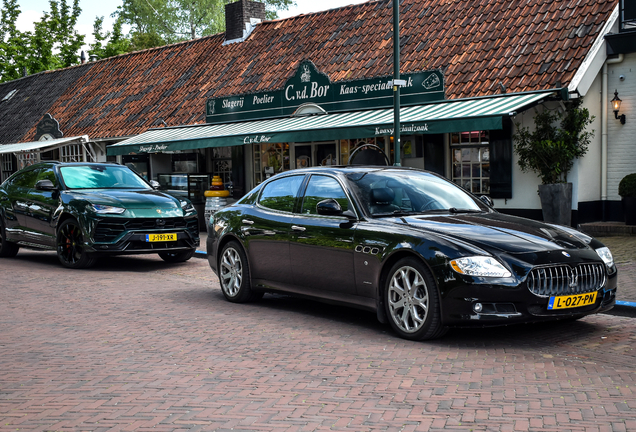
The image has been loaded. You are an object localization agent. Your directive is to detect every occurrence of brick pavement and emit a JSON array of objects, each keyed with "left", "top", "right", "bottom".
[
  {"left": 1, "top": 251, "right": 636, "bottom": 431},
  {"left": 596, "top": 237, "right": 636, "bottom": 303}
]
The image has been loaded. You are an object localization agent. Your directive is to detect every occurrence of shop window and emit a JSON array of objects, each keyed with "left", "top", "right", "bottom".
[
  {"left": 451, "top": 131, "right": 490, "bottom": 195},
  {"left": 339, "top": 137, "right": 389, "bottom": 165},
  {"left": 212, "top": 147, "right": 233, "bottom": 185},
  {"left": 253, "top": 143, "right": 289, "bottom": 185}
]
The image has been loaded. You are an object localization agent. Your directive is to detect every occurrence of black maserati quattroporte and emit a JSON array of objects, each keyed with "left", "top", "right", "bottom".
[{"left": 206, "top": 166, "right": 617, "bottom": 340}]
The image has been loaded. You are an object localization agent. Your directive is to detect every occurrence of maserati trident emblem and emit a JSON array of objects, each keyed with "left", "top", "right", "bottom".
[
  {"left": 156, "top": 219, "right": 165, "bottom": 226},
  {"left": 562, "top": 251, "right": 570, "bottom": 257},
  {"left": 569, "top": 275, "right": 579, "bottom": 288}
]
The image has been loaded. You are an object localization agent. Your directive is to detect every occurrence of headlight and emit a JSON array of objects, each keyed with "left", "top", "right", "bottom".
[
  {"left": 180, "top": 200, "right": 195, "bottom": 212},
  {"left": 90, "top": 204, "right": 125, "bottom": 214},
  {"left": 450, "top": 256, "right": 512, "bottom": 278},
  {"left": 595, "top": 247, "right": 614, "bottom": 268}
]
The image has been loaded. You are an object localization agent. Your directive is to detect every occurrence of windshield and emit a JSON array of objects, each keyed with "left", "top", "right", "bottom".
[
  {"left": 59, "top": 165, "right": 152, "bottom": 190},
  {"left": 345, "top": 170, "right": 488, "bottom": 216}
]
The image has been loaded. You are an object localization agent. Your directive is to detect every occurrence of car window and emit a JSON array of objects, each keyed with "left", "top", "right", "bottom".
[
  {"left": 36, "top": 167, "right": 57, "bottom": 185},
  {"left": 8, "top": 167, "right": 41, "bottom": 188},
  {"left": 301, "top": 175, "right": 349, "bottom": 215},
  {"left": 346, "top": 170, "right": 486, "bottom": 216},
  {"left": 258, "top": 175, "right": 304, "bottom": 213},
  {"left": 59, "top": 165, "right": 151, "bottom": 189}
]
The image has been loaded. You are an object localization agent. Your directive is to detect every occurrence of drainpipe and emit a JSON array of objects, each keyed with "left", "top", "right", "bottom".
[{"left": 602, "top": 54, "right": 624, "bottom": 220}]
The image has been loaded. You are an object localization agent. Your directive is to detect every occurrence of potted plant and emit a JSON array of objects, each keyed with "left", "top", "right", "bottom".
[
  {"left": 618, "top": 173, "right": 636, "bottom": 226},
  {"left": 513, "top": 98, "right": 594, "bottom": 226}
]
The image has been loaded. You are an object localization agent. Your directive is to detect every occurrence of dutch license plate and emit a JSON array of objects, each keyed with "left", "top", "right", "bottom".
[
  {"left": 145, "top": 233, "right": 177, "bottom": 242},
  {"left": 547, "top": 292, "right": 597, "bottom": 310}
]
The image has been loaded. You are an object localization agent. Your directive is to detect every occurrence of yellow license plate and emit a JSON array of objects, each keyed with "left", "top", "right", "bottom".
[
  {"left": 548, "top": 292, "right": 597, "bottom": 310},
  {"left": 145, "top": 233, "right": 177, "bottom": 242}
]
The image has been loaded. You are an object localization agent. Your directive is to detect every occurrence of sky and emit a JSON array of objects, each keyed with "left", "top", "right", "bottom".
[{"left": 15, "top": 0, "right": 369, "bottom": 49}]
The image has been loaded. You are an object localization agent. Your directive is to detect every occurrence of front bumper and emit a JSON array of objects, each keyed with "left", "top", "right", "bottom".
[{"left": 440, "top": 267, "right": 618, "bottom": 327}]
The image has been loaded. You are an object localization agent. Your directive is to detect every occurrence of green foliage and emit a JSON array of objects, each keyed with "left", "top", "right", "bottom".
[
  {"left": 89, "top": 16, "right": 132, "bottom": 60},
  {"left": 115, "top": 0, "right": 294, "bottom": 44},
  {"left": 0, "top": 0, "right": 84, "bottom": 82},
  {"left": 513, "top": 98, "right": 595, "bottom": 184},
  {"left": 618, "top": 173, "right": 636, "bottom": 198}
]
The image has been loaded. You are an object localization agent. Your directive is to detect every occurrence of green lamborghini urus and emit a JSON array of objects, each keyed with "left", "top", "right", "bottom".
[{"left": 0, "top": 162, "right": 200, "bottom": 268}]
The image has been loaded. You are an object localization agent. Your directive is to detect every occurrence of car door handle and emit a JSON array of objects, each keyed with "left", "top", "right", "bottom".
[
  {"left": 242, "top": 219, "right": 254, "bottom": 225},
  {"left": 292, "top": 225, "right": 306, "bottom": 232}
]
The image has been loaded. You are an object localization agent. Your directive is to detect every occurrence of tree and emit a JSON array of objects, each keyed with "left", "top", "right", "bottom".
[
  {"left": 0, "top": 0, "right": 29, "bottom": 81},
  {"left": 89, "top": 16, "right": 132, "bottom": 60},
  {"left": 0, "top": 0, "right": 85, "bottom": 82},
  {"left": 513, "top": 98, "right": 595, "bottom": 184},
  {"left": 115, "top": 0, "right": 294, "bottom": 44}
]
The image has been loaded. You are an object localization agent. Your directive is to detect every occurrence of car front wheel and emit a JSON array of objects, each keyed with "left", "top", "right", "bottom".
[
  {"left": 219, "top": 241, "right": 261, "bottom": 302},
  {"left": 158, "top": 249, "right": 195, "bottom": 263},
  {"left": 385, "top": 257, "right": 446, "bottom": 340},
  {"left": 0, "top": 218, "right": 19, "bottom": 258},
  {"left": 57, "top": 219, "right": 96, "bottom": 269}
]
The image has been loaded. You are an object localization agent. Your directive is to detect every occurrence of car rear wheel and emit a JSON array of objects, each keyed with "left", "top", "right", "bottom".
[
  {"left": 0, "top": 218, "right": 19, "bottom": 257},
  {"left": 57, "top": 219, "right": 96, "bottom": 269},
  {"left": 158, "top": 249, "right": 195, "bottom": 263},
  {"left": 385, "top": 257, "right": 446, "bottom": 340},
  {"left": 219, "top": 241, "right": 261, "bottom": 302}
]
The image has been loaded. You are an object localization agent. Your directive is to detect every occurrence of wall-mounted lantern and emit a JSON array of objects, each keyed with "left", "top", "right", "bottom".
[{"left": 611, "top": 90, "right": 626, "bottom": 125}]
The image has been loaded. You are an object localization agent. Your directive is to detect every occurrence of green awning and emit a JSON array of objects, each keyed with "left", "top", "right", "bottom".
[{"left": 107, "top": 91, "right": 554, "bottom": 156}]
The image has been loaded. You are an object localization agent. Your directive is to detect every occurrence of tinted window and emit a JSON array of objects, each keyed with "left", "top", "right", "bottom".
[
  {"left": 301, "top": 175, "right": 349, "bottom": 215},
  {"left": 258, "top": 175, "right": 304, "bottom": 212},
  {"left": 59, "top": 165, "right": 151, "bottom": 189},
  {"left": 9, "top": 167, "right": 40, "bottom": 188},
  {"left": 36, "top": 167, "right": 57, "bottom": 185},
  {"left": 346, "top": 169, "right": 487, "bottom": 216}
]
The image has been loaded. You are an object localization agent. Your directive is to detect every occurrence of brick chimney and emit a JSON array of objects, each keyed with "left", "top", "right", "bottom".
[{"left": 224, "top": 0, "right": 266, "bottom": 42}]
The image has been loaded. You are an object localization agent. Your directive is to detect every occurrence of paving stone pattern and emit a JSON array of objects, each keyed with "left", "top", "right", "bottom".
[
  {"left": 597, "top": 237, "right": 636, "bottom": 302},
  {"left": 1, "top": 251, "right": 635, "bottom": 431}
]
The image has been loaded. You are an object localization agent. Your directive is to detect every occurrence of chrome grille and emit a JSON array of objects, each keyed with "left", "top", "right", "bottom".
[{"left": 527, "top": 263, "right": 606, "bottom": 297}]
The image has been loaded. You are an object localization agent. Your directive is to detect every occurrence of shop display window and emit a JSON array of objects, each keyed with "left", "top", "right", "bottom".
[
  {"left": 339, "top": 137, "right": 388, "bottom": 165},
  {"left": 212, "top": 147, "right": 233, "bottom": 186},
  {"left": 253, "top": 143, "right": 289, "bottom": 184},
  {"left": 450, "top": 131, "right": 490, "bottom": 195}
]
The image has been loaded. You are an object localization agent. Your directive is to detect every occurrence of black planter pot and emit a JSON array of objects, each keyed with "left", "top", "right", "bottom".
[
  {"left": 538, "top": 183, "right": 573, "bottom": 226},
  {"left": 623, "top": 196, "right": 636, "bottom": 226}
]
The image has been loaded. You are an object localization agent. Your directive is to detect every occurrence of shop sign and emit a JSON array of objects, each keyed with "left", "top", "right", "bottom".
[
  {"left": 206, "top": 60, "right": 444, "bottom": 124},
  {"left": 138, "top": 144, "right": 169, "bottom": 153}
]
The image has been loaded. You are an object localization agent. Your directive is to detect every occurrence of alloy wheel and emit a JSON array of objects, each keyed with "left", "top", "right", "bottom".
[
  {"left": 220, "top": 247, "right": 243, "bottom": 297},
  {"left": 387, "top": 265, "right": 429, "bottom": 333}
]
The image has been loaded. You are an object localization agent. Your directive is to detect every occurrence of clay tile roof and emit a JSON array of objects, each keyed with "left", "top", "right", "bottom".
[{"left": 0, "top": 0, "right": 618, "bottom": 143}]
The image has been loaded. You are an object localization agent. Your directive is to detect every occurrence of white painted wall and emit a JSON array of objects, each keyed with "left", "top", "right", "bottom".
[
  {"left": 607, "top": 52, "right": 636, "bottom": 201},
  {"left": 576, "top": 73, "right": 603, "bottom": 204}
]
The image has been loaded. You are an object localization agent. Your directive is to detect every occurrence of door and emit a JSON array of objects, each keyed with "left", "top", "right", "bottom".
[
  {"left": 243, "top": 174, "right": 305, "bottom": 287},
  {"left": 290, "top": 174, "right": 357, "bottom": 295},
  {"left": 2, "top": 166, "right": 41, "bottom": 239},
  {"left": 24, "top": 166, "right": 59, "bottom": 247}
]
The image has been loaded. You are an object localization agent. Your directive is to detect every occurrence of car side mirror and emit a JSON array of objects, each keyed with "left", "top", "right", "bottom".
[
  {"left": 316, "top": 198, "right": 343, "bottom": 216},
  {"left": 149, "top": 180, "right": 160, "bottom": 189},
  {"left": 35, "top": 179, "right": 57, "bottom": 191},
  {"left": 479, "top": 195, "right": 494, "bottom": 208}
]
